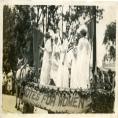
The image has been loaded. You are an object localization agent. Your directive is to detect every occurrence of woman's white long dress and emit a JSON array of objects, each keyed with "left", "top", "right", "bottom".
[
  {"left": 50, "top": 43, "right": 60, "bottom": 85},
  {"left": 70, "top": 46, "right": 78, "bottom": 88},
  {"left": 71, "top": 37, "right": 91, "bottom": 89},
  {"left": 40, "top": 39, "right": 52, "bottom": 85},
  {"left": 56, "top": 40, "right": 69, "bottom": 88}
]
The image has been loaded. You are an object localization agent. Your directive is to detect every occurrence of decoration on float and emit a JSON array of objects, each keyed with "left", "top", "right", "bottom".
[{"left": 23, "top": 82, "right": 114, "bottom": 113}]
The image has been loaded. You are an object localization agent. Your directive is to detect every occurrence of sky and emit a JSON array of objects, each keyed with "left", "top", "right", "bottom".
[{"left": 96, "top": 5, "right": 116, "bottom": 67}]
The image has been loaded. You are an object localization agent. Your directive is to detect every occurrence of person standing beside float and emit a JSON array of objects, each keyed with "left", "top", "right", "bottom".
[
  {"left": 40, "top": 32, "right": 53, "bottom": 85},
  {"left": 71, "top": 25, "right": 91, "bottom": 89}
]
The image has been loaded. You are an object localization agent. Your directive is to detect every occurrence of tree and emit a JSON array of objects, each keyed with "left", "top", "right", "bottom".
[
  {"left": 103, "top": 22, "right": 116, "bottom": 45},
  {"left": 3, "top": 6, "right": 17, "bottom": 73},
  {"left": 3, "top": 5, "right": 104, "bottom": 74},
  {"left": 14, "top": 5, "right": 34, "bottom": 66},
  {"left": 63, "top": 6, "right": 104, "bottom": 35},
  {"left": 103, "top": 22, "right": 116, "bottom": 61},
  {"left": 3, "top": 5, "right": 35, "bottom": 73}
]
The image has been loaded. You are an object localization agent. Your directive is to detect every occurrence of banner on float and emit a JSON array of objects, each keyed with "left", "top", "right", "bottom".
[{"left": 23, "top": 84, "right": 92, "bottom": 113}]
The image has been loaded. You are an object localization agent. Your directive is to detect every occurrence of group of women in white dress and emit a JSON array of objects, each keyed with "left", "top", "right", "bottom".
[{"left": 40, "top": 25, "right": 91, "bottom": 89}]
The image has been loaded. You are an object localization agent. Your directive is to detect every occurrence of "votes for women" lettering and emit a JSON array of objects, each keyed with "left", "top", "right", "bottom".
[{"left": 23, "top": 86, "right": 91, "bottom": 113}]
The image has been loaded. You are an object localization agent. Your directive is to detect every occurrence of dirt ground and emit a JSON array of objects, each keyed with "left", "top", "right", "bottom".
[{"left": 2, "top": 94, "right": 48, "bottom": 114}]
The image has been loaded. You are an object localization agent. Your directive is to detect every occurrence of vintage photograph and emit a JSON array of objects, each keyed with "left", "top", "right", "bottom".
[{"left": 2, "top": 5, "right": 116, "bottom": 113}]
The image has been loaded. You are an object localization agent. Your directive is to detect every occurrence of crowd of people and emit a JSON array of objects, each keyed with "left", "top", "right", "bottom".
[{"left": 40, "top": 24, "right": 92, "bottom": 89}]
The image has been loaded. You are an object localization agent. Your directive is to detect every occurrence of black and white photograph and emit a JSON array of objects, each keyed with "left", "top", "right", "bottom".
[{"left": 1, "top": 4, "right": 117, "bottom": 114}]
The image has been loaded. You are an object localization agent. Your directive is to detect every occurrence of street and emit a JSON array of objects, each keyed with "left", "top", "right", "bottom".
[{"left": 2, "top": 94, "right": 48, "bottom": 114}]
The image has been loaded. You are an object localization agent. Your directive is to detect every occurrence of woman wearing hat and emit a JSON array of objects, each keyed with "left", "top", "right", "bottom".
[
  {"left": 40, "top": 32, "right": 53, "bottom": 85},
  {"left": 71, "top": 25, "right": 91, "bottom": 89}
]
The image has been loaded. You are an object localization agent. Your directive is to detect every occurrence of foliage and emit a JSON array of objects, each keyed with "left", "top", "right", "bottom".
[
  {"left": 3, "top": 5, "right": 104, "bottom": 74},
  {"left": 63, "top": 6, "right": 104, "bottom": 34},
  {"left": 92, "top": 90, "right": 114, "bottom": 113},
  {"left": 103, "top": 22, "right": 116, "bottom": 61},
  {"left": 3, "top": 6, "right": 17, "bottom": 73},
  {"left": 48, "top": 5, "right": 61, "bottom": 32},
  {"left": 103, "top": 22, "right": 116, "bottom": 44},
  {"left": 14, "top": 5, "right": 33, "bottom": 59},
  {"left": 63, "top": 6, "right": 103, "bottom": 23}
]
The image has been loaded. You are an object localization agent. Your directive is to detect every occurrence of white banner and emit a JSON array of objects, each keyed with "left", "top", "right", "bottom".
[{"left": 23, "top": 84, "right": 92, "bottom": 113}]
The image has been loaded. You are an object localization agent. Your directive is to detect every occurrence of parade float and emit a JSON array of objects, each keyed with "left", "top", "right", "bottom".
[{"left": 21, "top": 6, "right": 115, "bottom": 113}]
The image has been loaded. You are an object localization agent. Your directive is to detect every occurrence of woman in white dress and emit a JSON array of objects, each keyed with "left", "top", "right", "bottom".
[
  {"left": 56, "top": 34, "right": 70, "bottom": 88},
  {"left": 71, "top": 25, "right": 91, "bottom": 89},
  {"left": 40, "top": 32, "right": 53, "bottom": 85},
  {"left": 50, "top": 34, "right": 60, "bottom": 85},
  {"left": 70, "top": 44, "right": 78, "bottom": 88}
]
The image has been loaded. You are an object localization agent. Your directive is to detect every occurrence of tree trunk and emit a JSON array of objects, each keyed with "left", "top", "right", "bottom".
[
  {"left": 62, "top": 6, "right": 63, "bottom": 39},
  {"left": 93, "top": 6, "right": 96, "bottom": 74}
]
